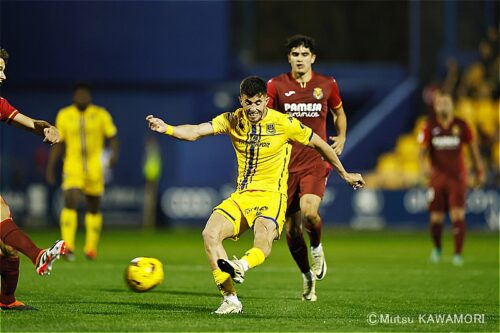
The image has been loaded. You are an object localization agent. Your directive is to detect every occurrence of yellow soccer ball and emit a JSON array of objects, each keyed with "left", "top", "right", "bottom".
[{"left": 125, "top": 257, "right": 164, "bottom": 292}]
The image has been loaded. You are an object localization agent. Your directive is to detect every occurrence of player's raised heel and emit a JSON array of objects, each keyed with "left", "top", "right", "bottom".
[
  {"left": 217, "top": 258, "right": 245, "bottom": 284},
  {"left": 35, "top": 240, "right": 66, "bottom": 276},
  {"left": 213, "top": 298, "right": 243, "bottom": 314}
]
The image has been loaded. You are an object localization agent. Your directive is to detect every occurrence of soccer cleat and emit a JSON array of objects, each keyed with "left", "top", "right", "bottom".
[
  {"left": 452, "top": 254, "right": 464, "bottom": 266},
  {"left": 0, "top": 300, "right": 37, "bottom": 311},
  {"left": 213, "top": 298, "right": 243, "bottom": 314},
  {"left": 217, "top": 257, "right": 245, "bottom": 284},
  {"left": 311, "top": 246, "right": 327, "bottom": 280},
  {"left": 302, "top": 275, "right": 317, "bottom": 302},
  {"left": 85, "top": 250, "right": 96, "bottom": 261},
  {"left": 35, "top": 240, "right": 66, "bottom": 275},
  {"left": 430, "top": 248, "right": 441, "bottom": 264}
]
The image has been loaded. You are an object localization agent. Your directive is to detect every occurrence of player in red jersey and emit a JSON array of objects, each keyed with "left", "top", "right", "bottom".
[
  {"left": 0, "top": 48, "right": 66, "bottom": 310},
  {"left": 267, "top": 35, "right": 347, "bottom": 301},
  {"left": 418, "top": 90, "right": 485, "bottom": 266}
]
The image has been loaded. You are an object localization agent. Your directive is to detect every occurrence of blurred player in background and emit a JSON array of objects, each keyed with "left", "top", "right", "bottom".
[
  {"left": 46, "top": 83, "right": 119, "bottom": 261},
  {"left": 418, "top": 90, "right": 485, "bottom": 266},
  {"left": 0, "top": 48, "right": 66, "bottom": 310},
  {"left": 267, "top": 35, "right": 347, "bottom": 300},
  {"left": 146, "top": 76, "right": 364, "bottom": 314}
]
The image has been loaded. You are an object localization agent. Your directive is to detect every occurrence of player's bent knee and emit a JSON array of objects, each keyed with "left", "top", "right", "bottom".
[{"left": 303, "top": 211, "right": 320, "bottom": 223}]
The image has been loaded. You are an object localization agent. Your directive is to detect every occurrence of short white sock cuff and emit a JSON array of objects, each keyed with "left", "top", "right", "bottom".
[
  {"left": 225, "top": 294, "right": 240, "bottom": 304},
  {"left": 240, "top": 259, "right": 249, "bottom": 272}
]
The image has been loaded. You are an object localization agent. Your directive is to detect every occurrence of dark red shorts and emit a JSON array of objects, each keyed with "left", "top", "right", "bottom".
[
  {"left": 287, "top": 165, "right": 329, "bottom": 215},
  {"left": 428, "top": 179, "right": 467, "bottom": 212}
]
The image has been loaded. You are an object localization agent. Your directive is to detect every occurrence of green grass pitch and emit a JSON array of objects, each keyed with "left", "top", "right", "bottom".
[{"left": 1, "top": 228, "right": 498, "bottom": 332}]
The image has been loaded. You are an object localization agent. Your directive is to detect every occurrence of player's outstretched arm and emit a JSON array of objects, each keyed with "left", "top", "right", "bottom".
[
  {"left": 308, "top": 133, "right": 364, "bottom": 189},
  {"left": 10, "top": 112, "right": 60, "bottom": 144},
  {"left": 146, "top": 115, "right": 214, "bottom": 141}
]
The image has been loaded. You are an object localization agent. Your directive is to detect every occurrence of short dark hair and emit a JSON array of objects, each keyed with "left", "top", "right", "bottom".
[
  {"left": 72, "top": 82, "right": 92, "bottom": 94},
  {"left": 286, "top": 34, "right": 316, "bottom": 54},
  {"left": 0, "top": 48, "right": 9, "bottom": 63},
  {"left": 240, "top": 76, "right": 267, "bottom": 97}
]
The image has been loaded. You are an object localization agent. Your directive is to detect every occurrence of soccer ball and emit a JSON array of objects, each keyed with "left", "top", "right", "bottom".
[{"left": 125, "top": 257, "right": 164, "bottom": 292}]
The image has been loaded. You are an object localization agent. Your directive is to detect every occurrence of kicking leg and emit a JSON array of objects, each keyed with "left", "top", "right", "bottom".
[{"left": 202, "top": 212, "right": 242, "bottom": 314}]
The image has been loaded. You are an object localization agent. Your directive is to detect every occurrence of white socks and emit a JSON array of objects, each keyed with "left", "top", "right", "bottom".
[{"left": 225, "top": 294, "right": 240, "bottom": 304}]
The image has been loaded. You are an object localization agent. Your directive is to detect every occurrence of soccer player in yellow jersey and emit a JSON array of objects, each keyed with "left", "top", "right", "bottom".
[
  {"left": 146, "top": 76, "right": 364, "bottom": 314},
  {"left": 46, "top": 83, "right": 119, "bottom": 261}
]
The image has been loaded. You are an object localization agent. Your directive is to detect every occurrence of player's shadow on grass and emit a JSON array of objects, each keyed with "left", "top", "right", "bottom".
[
  {"left": 100, "top": 288, "right": 216, "bottom": 298},
  {"left": 78, "top": 300, "right": 210, "bottom": 313}
]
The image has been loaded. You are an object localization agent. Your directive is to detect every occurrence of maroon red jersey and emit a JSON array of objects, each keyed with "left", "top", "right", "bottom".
[
  {"left": 418, "top": 116, "right": 473, "bottom": 184},
  {"left": 0, "top": 97, "right": 19, "bottom": 124},
  {"left": 267, "top": 72, "right": 342, "bottom": 172}
]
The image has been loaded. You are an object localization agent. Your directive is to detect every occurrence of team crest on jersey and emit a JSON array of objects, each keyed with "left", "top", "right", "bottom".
[
  {"left": 313, "top": 87, "right": 323, "bottom": 100},
  {"left": 249, "top": 133, "right": 260, "bottom": 143},
  {"left": 266, "top": 124, "right": 276, "bottom": 135},
  {"left": 287, "top": 116, "right": 294, "bottom": 123},
  {"left": 451, "top": 124, "right": 461, "bottom": 136}
]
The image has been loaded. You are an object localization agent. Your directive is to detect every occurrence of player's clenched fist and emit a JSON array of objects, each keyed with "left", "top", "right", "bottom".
[
  {"left": 146, "top": 115, "right": 167, "bottom": 133},
  {"left": 343, "top": 172, "right": 365, "bottom": 190}
]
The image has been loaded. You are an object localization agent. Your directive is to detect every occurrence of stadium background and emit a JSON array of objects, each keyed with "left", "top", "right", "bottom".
[{"left": 0, "top": 1, "right": 498, "bottom": 231}]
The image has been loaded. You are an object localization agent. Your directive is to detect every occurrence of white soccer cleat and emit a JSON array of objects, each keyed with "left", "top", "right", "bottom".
[
  {"left": 452, "top": 254, "right": 464, "bottom": 266},
  {"left": 302, "top": 275, "right": 317, "bottom": 302},
  {"left": 430, "top": 248, "right": 441, "bottom": 264},
  {"left": 217, "top": 257, "right": 245, "bottom": 284},
  {"left": 213, "top": 298, "right": 243, "bottom": 314},
  {"left": 36, "top": 240, "right": 66, "bottom": 276},
  {"left": 311, "top": 246, "right": 327, "bottom": 280}
]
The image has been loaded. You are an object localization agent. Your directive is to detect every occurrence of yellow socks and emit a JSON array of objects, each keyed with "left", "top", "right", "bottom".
[
  {"left": 84, "top": 213, "right": 102, "bottom": 255},
  {"left": 212, "top": 268, "right": 236, "bottom": 296},
  {"left": 241, "top": 247, "right": 265, "bottom": 269},
  {"left": 60, "top": 208, "right": 77, "bottom": 251}
]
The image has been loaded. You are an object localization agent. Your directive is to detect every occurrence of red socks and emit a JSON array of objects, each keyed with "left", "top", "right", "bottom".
[
  {"left": 304, "top": 218, "right": 322, "bottom": 248},
  {"left": 429, "top": 223, "right": 443, "bottom": 250},
  {"left": 0, "top": 255, "right": 20, "bottom": 305},
  {"left": 286, "top": 231, "right": 310, "bottom": 274},
  {"left": 452, "top": 219, "right": 466, "bottom": 255},
  {"left": 0, "top": 218, "right": 43, "bottom": 265}
]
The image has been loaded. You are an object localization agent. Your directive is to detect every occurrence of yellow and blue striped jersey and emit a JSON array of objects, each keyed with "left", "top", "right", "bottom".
[{"left": 211, "top": 108, "right": 313, "bottom": 195}]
